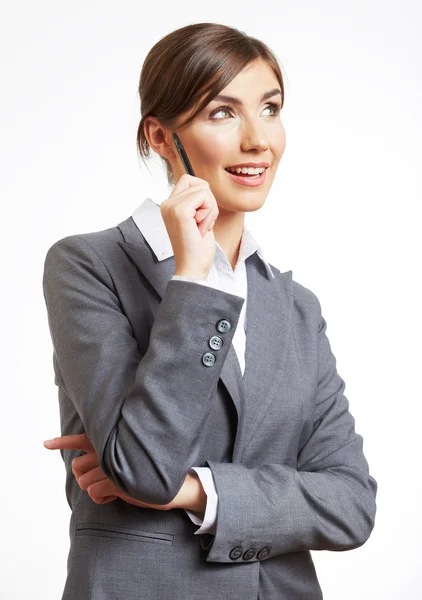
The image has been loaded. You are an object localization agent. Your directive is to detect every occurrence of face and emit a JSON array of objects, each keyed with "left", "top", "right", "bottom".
[{"left": 169, "top": 58, "right": 286, "bottom": 215}]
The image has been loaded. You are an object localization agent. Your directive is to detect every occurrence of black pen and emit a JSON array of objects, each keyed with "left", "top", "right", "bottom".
[{"left": 172, "top": 133, "right": 196, "bottom": 176}]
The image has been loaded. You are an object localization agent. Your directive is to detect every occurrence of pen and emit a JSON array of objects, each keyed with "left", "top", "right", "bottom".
[{"left": 172, "top": 133, "right": 196, "bottom": 176}]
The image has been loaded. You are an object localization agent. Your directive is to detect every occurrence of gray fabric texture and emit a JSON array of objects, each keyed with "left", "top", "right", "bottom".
[{"left": 42, "top": 214, "right": 377, "bottom": 599}]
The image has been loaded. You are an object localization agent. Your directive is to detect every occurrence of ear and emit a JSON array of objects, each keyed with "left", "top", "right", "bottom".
[{"left": 143, "top": 116, "right": 177, "bottom": 160}]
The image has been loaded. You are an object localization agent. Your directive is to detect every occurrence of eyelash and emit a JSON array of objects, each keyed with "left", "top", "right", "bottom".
[{"left": 209, "top": 102, "right": 282, "bottom": 119}]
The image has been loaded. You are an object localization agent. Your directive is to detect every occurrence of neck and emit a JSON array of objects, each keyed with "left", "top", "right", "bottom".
[{"left": 212, "top": 209, "right": 245, "bottom": 271}]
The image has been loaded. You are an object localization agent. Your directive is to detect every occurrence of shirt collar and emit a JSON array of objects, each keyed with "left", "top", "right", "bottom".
[{"left": 131, "top": 197, "right": 275, "bottom": 280}]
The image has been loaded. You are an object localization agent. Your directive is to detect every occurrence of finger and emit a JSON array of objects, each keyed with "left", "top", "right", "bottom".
[
  {"left": 194, "top": 207, "right": 212, "bottom": 224},
  {"left": 185, "top": 191, "right": 218, "bottom": 224},
  {"left": 167, "top": 181, "right": 209, "bottom": 203},
  {"left": 163, "top": 187, "right": 212, "bottom": 218},
  {"left": 173, "top": 194, "right": 216, "bottom": 235},
  {"left": 87, "top": 480, "right": 119, "bottom": 505},
  {"left": 78, "top": 466, "right": 107, "bottom": 491},
  {"left": 171, "top": 173, "right": 209, "bottom": 194},
  {"left": 183, "top": 194, "right": 217, "bottom": 228},
  {"left": 198, "top": 211, "right": 217, "bottom": 237},
  {"left": 43, "top": 434, "right": 94, "bottom": 453},
  {"left": 91, "top": 494, "right": 119, "bottom": 505},
  {"left": 72, "top": 453, "right": 100, "bottom": 479}
]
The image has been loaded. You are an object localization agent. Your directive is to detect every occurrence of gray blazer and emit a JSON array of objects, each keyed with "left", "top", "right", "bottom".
[{"left": 42, "top": 213, "right": 377, "bottom": 600}]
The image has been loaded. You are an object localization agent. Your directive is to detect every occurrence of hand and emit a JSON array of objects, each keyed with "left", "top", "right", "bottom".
[
  {"left": 43, "top": 434, "right": 207, "bottom": 514},
  {"left": 160, "top": 173, "right": 219, "bottom": 280},
  {"left": 44, "top": 433, "right": 120, "bottom": 504}
]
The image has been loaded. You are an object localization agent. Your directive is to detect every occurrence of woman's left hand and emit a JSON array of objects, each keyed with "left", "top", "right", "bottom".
[{"left": 43, "top": 434, "right": 206, "bottom": 514}]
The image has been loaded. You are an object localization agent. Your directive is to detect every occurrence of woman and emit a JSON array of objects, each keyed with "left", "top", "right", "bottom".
[{"left": 43, "top": 22, "right": 377, "bottom": 600}]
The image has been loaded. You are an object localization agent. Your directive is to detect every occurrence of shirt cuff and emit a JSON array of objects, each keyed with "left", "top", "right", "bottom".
[
  {"left": 184, "top": 467, "right": 218, "bottom": 535},
  {"left": 171, "top": 275, "right": 214, "bottom": 288}
]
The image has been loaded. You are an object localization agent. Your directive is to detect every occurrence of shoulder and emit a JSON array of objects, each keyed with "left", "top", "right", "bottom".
[
  {"left": 291, "top": 278, "right": 323, "bottom": 337},
  {"left": 44, "top": 224, "right": 123, "bottom": 265},
  {"left": 269, "top": 263, "right": 323, "bottom": 333},
  {"left": 292, "top": 278, "right": 321, "bottom": 315},
  {"left": 43, "top": 225, "right": 125, "bottom": 290},
  {"left": 269, "top": 261, "right": 321, "bottom": 313}
]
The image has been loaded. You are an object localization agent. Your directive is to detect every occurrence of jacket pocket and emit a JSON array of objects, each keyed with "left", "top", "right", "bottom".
[{"left": 75, "top": 522, "right": 174, "bottom": 546}]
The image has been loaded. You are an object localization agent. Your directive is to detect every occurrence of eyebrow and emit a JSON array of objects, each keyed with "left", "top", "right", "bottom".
[{"left": 211, "top": 88, "right": 281, "bottom": 106}]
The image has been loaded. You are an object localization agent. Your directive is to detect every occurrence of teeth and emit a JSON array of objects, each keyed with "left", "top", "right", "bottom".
[{"left": 227, "top": 166, "right": 265, "bottom": 175}]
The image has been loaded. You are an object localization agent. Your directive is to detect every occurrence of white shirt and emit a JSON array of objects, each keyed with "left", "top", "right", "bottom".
[{"left": 131, "top": 197, "right": 274, "bottom": 535}]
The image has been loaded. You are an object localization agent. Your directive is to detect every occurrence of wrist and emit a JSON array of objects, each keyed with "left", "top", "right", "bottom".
[
  {"left": 117, "top": 491, "right": 147, "bottom": 508},
  {"left": 181, "top": 473, "right": 207, "bottom": 514}
]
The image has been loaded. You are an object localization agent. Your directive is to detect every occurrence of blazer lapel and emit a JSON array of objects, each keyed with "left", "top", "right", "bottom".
[
  {"left": 233, "top": 252, "right": 293, "bottom": 456},
  {"left": 116, "top": 216, "right": 244, "bottom": 422}
]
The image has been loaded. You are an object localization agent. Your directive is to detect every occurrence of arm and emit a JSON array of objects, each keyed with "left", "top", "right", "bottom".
[
  {"left": 42, "top": 235, "right": 244, "bottom": 505},
  {"left": 171, "top": 276, "right": 220, "bottom": 535},
  {"left": 201, "top": 293, "right": 377, "bottom": 563}
]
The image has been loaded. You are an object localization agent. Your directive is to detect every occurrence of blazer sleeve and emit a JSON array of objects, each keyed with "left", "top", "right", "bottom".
[
  {"left": 171, "top": 276, "right": 221, "bottom": 534},
  {"left": 202, "top": 292, "right": 378, "bottom": 563},
  {"left": 42, "top": 234, "right": 245, "bottom": 505}
]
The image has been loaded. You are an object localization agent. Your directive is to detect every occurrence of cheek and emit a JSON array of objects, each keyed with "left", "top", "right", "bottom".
[
  {"left": 272, "top": 123, "right": 286, "bottom": 159},
  {"left": 188, "top": 131, "right": 226, "bottom": 166}
]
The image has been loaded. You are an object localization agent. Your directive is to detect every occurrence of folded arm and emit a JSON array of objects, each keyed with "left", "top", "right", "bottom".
[
  {"left": 201, "top": 294, "right": 377, "bottom": 563},
  {"left": 42, "top": 235, "right": 244, "bottom": 505}
]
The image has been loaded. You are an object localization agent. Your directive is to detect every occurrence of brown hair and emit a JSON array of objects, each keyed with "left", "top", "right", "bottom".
[{"left": 136, "top": 22, "right": 285, "bottom": 186}]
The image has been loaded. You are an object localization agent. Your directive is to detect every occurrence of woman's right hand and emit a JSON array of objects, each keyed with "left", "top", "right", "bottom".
[{"left": 160, "top": 174, "right": 219, "bottom": 280}]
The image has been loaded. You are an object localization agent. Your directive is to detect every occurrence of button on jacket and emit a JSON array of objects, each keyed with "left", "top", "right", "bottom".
[{"left": 42, "top": 198, "right": 377, "bottom": 600}]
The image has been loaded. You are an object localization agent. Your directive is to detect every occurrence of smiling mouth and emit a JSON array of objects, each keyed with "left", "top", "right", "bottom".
[
  {"left": 224, "top": 166, "right": 268, "bottom": 186},
  {"left": 224, "top": 166, "right": 268, "bottom": 177}
]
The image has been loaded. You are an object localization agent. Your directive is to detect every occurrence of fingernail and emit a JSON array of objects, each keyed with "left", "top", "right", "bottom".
[
  {"left": 44, "top": 439, "right": 54, "bottom": 446},
  {"left": 209, "top": 220, "right": 215, "bottom": 230}
]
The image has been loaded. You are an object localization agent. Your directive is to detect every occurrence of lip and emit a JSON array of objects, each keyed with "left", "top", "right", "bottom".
[
  {"left": 225, "top": 166, "right": 268, "bottom": 187},
  {"left": 226, "top": 162, "right": 270, "bottom": 169}
]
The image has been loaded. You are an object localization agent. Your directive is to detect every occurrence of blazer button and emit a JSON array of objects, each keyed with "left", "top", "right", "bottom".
[
  {"left": 216, "top": 319, "right": 231, "bottom": 333},
  {"left": 257, "top": 547, "right": 270, "bottom": 560},
  {"left": 209, "top": 335, "right": 223, "bottom": 351},
  {"left": 229, "top": 546, "right": 243, "bottom": 560},
  {"left": 243, "top": 548, "right": 256, "bottom": 561},
  {"left": 202, "top": 352, "right": 216, "bottom": 367}
]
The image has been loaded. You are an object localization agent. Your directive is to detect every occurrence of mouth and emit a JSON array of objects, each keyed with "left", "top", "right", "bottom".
[{"left": 224, "top": 166, "right": 268, "bottom": 187}]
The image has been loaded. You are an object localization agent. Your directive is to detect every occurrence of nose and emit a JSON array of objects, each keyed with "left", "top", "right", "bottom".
[{"left": 239, "top": 117, "right": 269, "bottom": 153}]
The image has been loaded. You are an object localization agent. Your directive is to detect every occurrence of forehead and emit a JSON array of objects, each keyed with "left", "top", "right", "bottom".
[
  {"left": 216, "top": 59, "right": 279, "bottom": 99},
  {"left": 175, "top": 59, "right": 280, "bottom": 129}
]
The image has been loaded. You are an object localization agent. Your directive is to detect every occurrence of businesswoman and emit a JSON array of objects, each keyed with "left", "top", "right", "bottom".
[{"left": 43, "top": 22, "right": 377, "bottom": 600}]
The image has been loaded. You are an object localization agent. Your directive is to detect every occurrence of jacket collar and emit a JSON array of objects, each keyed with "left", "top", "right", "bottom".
[{"left": 130, "top": 197, "right": 275, "bottom": 280}]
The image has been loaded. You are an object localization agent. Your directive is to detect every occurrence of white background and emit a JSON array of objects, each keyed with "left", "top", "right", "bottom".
[{"left": 1, "top": 1, "right": 421, "bottom": 598}]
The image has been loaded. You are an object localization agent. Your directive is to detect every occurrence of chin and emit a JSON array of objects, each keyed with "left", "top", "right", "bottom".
[{"left": 218, "top": 196, "right": 267, "bottom": 214}]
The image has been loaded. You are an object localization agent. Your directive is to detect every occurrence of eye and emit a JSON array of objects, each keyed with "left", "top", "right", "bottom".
[
  {"left": 209, "top": 102, "right": 282, "bottom": 120},
  {"left": 209, "top": 105, "right": 233, "bottom": 119},
  {"left": 263, "top": 102, "right": 281, "bottom": 117}
]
